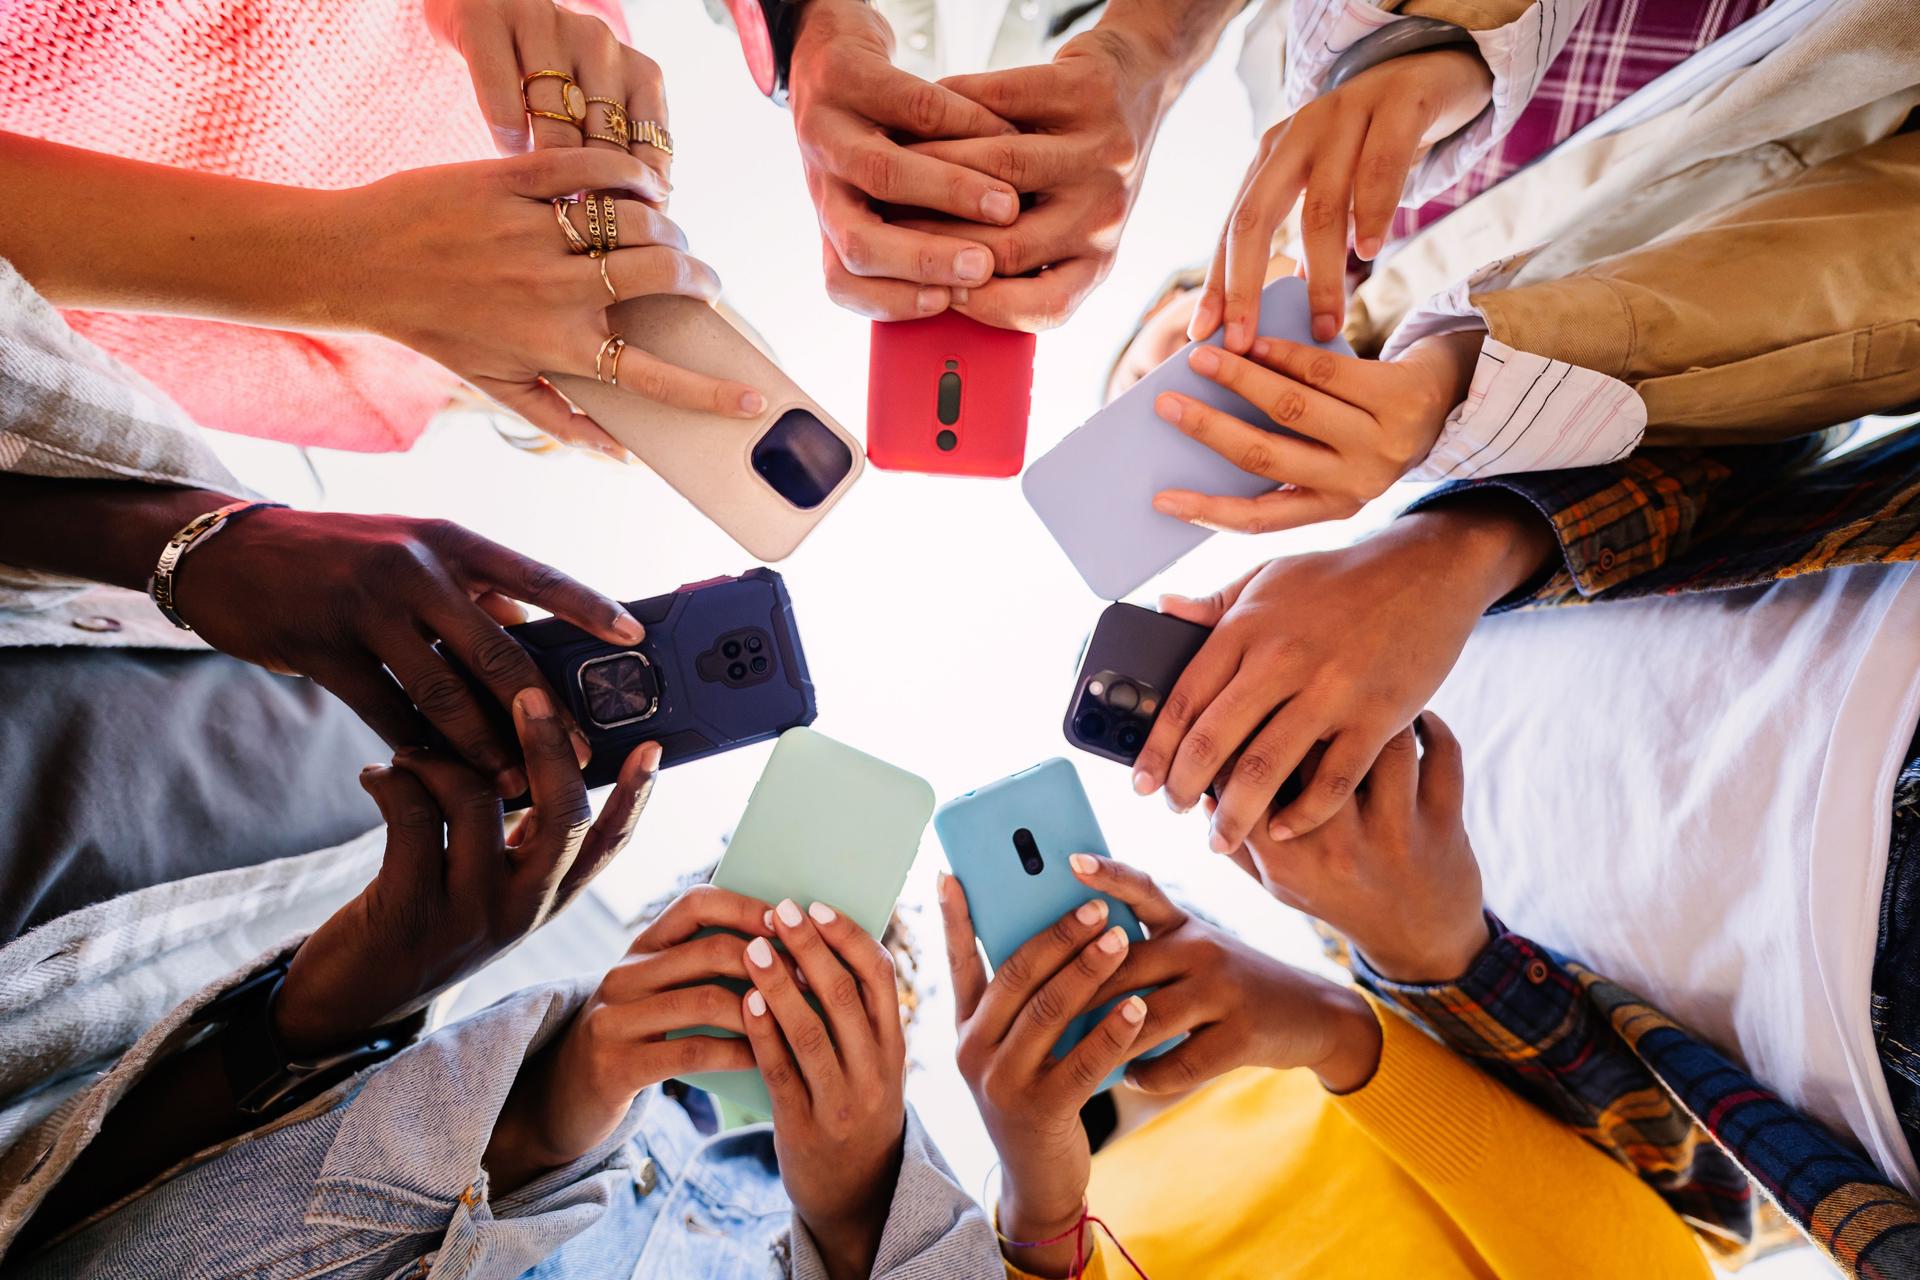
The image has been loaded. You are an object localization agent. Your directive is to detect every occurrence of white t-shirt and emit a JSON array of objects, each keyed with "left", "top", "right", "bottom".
[{"left": 1431, "top": 562, "right": 1920, "bottom": 1191}]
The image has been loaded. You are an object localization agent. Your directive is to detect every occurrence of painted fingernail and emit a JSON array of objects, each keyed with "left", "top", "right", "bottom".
[
  {"left": 516, "top": 687, "right": 553, "bottom": 719},
  {"left": 776, "top": 898, "right": 803, "bottom": 928},
  {"left": 570, "top": 728, "right": 593, "bottom": 768},
  {"left": 1270, "top": 822, "right": 1296, "bottom": 841},
  {"left": 1188, "top": 346, "right": 1220, "bottom": 375},
  {"left": 916, "top": 286, "right": 947, "bottom": 315},
  {"left": 955, "top": 247, "right": 992, "bottom": 282},
  {"left": 1099, "top": 926, "right": 1129, "bottom": 955},
  {"left": 746, "top": 989, "right": 767, "bottom": 1016},
  {"left": 763, "top": 910, "right": 775, "bottom": 932},
  {"left": 1132, "top": 769, "right": 1154, "bottom": 795},
  {"left": 808, "top": 900, "right": 836, "bottom": 925},
  {"left": 1153, "top": 392, "right": 1183, "bottom": 425},
  {"left": 1122, "top": 995, "right": 1147, "bottom": 1023},
  {"left": 612, "top": 613, "right": 645, "bottom": 644},
  {"left": 740, "top": 389, "right": 767, "bottom": 415},
  {"left": 1069, "top": 853, "right": 1098, "bottom": 875},
  {"left": 980, "top": 189, "right": 1017, "bottom": 222},
  {"left": 746, "top": 936, "right": 775, "bottom": 968},
  {"left": 1075, "top": 899, "right": 1108, "bottom": 926}
]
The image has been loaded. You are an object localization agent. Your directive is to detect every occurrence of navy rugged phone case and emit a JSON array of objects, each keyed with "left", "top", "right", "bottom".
[
  {"left": 934, "top": 758, "right": 1179, "bottom": 1089},
  {"left": 1064, "top": 603, "right": 1211, "bottom": 766}
]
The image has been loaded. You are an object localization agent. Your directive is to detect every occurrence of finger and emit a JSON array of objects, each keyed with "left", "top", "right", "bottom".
[
  {"left": 1298, "top": 147, "right": 1361, "bottom": 343},
  {"left": 1414, "top": 712, "right": 1466, "bottom": 817},
  {"left": 1087, "top": 947, "right": 1202, "bottom": 1010},
  {"left": 1182, "top": 346, "right": 1372, "bottom": 451},
  {"left": 637, "top": 1033, "right": 758, "bottom": 1089},
  {"left": 744, "top": 935, "right": 844, "bottom": 1101},
  {"left": 768, "top": 899, "right": 876, "bottom": 1081},
  {"left": 950, "top": 258, "right": 1103, "bottom": 333},
  {"left": 1248, "top": 336, "right": 1359, "bottom": 402},
  {"left": 606, "top": 928, "right": 754, "bottom": 998},
  {"left": 308, "top": 655, "right": 432, "bottom": 749},
  {"left": 1269, "top": 727, "right": 1393, "bottom": 841},
  {"left": 603, "top": 338, "right": 767, "bottom": 419},
  {"left": 893, "top": 198, "right": 1087, "bottom": 279},
  {"left": 1125, "top": 1022, "right": 1240, "bottom": 1095},
  {"left": 1131, "top": 631, "right": 1240, "bottom": 798},
  {"left": 387, "top": 747, "right": 508, "bottom": 897},
  {"left": 1005, "top": 924, "right": 1131, "bottom": 1076},
  {"left": 474, "top": 591, "right": 530, "bottom": 628},
  {"left": 817, "top": 182, "right": 995, "bottom": 287},
  {"left": 1151, "top": 486, "right": 1362, "bottom": 535},
  {"left": 458, "top": 21, "right": 532, "bottom": 155},
  {"left": 556, "top": 740, "right": 662, "bottom": 905},
  {"left": 503, "top": 687, "right": 592, "bottom": 911},
  {"left": 503, "top": 146, "right": 670, "bottom": 205},
  {"left": 1208, "top": 699, "right": 1325, "bottom": 850},
  {"left": 475, "top": 375, "right": 628, "bottom": 460},
  {"left": 971, "top": 898, "right": 1113, "bottom": 1047},
  {"left": 804, "top": 899, "right": 907, "bottom": 1069},
  {"left": 437, "top": 528, "right": 641, "bottom": 649},
  {"left": 358, "top": 764, "right": 445, "bottom": 897},
  {"left": 1351, "top": 109, "right": 1421, "bottom": 260},
  {"left": 937, "top": 66, "right": 1072, "bottom": 126},
  {"left": 597, "top": 244, "right": 722, "bottom": 305},
  {"left": 906, "top": 134, "right": 1090, "bottom": 194},
  {"left": 565, "top": 11, "right": 632, "bottom": 157},
  {"left": 1188, "top": 238, "right": 1227, "bottom": 344},
  {"left": 418, "top": 594, "right": 565, "bottom": 782},
  {"left": 1222, "top": 157, "right": 1306, "bottom": 354},
  {"left": 373, "top": 632, "right": 522, "bottom": 795},
  {"left": 1063, "top": 853, "right": 1185, "bottom": 932},
  {"left": 1164, "top": 670, "right": 1278, "bottom": 818},
  {"left": 603, "top": 982, "right": 750, "bottom": 1038},
  {"left": 620, "top": 45, "right": 672, "bottom": 188},
  {"left": 1045, "top": 994, "right": 1146, "bottom": 1107},
  {"left": 937, "top": 870, "right": 989, "bottom": 1023},
  {"left": 1155, "top": 565, "right": 1261, "bottom": 629},
  {"left": 823, "top": 136, "right": 1020, "bottom": 225},
  {"left": 1150, "top": 391, "right": 1344, "bottom": 492},
  {"left": 512, "top": 15, "right": 585, "bottom": 152},
  {"left": 631, "top": 883, "right": 776, "bottom": 953},
  {"left": 561, "top": 198, "right": 686, "bottom": 252},
  {"left": 1363, "top": 723, "right": 1420, "bottom": 837},
  {"left": 822, "top": 238, "right": 952, "bottom": 320},
  {"left": 869, "top": 65, "right": 1018, "bottom": 140},
  {"left": 742, "top": 986, "right": 809, "bottom": 1116}
]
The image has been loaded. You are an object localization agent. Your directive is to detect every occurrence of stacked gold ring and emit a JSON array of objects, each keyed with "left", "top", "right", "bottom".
[
  {"left": 628, "top": 119, "right": 673, "bottom": 157},
  {"left": 599, "top": 193, "right": 618, "bottom": 251},
  {"left": 552, "top": 197, "right": 590, "bottom": 255},
  {"left": 595, "top": 334, "right": 628, "bottom": 385},
  {"left": 599, "top": 254, "right": 617, "bottom": 301},
  {"left": 522, "top": 69, "right": 586, "bottom": 128},
  {"left": 584, "top": 96, "right": 631, "bottom": 148}
]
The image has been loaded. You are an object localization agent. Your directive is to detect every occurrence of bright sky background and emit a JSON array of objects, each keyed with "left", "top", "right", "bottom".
[{"left": 207, "top": 3, "right": 1824, "bottom": 1273}]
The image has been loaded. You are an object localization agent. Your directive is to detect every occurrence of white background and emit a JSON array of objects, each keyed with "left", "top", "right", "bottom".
[{"left": 210, "top": 3, "right": 1825, "bottom": 1273}]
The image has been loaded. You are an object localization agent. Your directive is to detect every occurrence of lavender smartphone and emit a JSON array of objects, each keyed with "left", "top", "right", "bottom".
[{"left": 1021, "top": 277, "right": 1354, "bottom": 600}]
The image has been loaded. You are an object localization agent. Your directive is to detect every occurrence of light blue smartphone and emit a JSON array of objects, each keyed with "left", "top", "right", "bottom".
[
  {"left": 1021, "top": 276, "right": 1355, "bottom": 600},
  {"left": 934, "top": 758, "right": 1179, "bottom": 1090}
]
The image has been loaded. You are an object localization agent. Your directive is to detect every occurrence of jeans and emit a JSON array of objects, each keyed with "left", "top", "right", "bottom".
[{"left": 1871, "top": 718, "right": 1920, "bottom": 1160}]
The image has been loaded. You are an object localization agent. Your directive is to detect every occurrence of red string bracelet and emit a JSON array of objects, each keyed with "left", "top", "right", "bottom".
[{"left": 998, "top": 1201, "right": 1152, "bottom": 1279}]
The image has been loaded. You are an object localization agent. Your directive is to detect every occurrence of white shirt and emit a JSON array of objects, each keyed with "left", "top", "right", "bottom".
[{"left": 1431, "top": 562, "right": 1920, "bottom": 1190}]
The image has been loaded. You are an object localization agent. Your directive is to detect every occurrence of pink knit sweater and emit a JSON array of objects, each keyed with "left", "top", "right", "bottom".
[{"left": 2, "top": 0, "right": 614, "bottom": 451}]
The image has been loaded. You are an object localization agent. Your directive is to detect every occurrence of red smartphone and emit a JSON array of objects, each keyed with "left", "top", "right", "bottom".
[{"left": 866, "top": 312, "right": 1035, "bottom": 477}]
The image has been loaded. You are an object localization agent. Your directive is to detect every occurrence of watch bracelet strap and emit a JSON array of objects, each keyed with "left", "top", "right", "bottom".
[
  {"left": 146, "top": 500, "right": 288, "bottom": 631},
  {"left": 1324, "top": 17, "right": 1480, "bottom": 93}
]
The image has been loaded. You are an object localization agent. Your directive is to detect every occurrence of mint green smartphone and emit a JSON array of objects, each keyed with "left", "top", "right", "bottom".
[{"left": 677, "top": 726, "right": 934, "bottom": 1113}]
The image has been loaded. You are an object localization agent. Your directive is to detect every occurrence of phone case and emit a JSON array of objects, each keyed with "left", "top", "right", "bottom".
[
  {"left": 933, "top": 758, "right": 1178, "bottom": 1089},
  {"left": 1022, "top": 277, "right": 1354, "bottom": 600},
  {"left": 1064, "top": 603, "right": 1210, "bottom": 766},
  {"left": 546, "top": 295, "right": 864, "bottom": 562},
  {"left": 679, "top": 727, "right": 935, "bottom": 1112},
  {"left": 866, "top": 313, "right": 1036, "bottom": 477}
]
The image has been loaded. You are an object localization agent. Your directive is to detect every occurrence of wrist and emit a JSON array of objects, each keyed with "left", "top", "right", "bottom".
[
  {"left": 1096, "top": 0, "right": 1239, "bottom": 92},
  {"left": 1306, "top": 984, "right": 1384, "bottom": 1094},
  {"left": 1386, "top": 492, "right": 1557, "bottom": 609},
  {"left": 998, "top": 1182, "right": 1091, "bottom": 1280},
  {"left": 1356, "top": 911, "right": 1494, "bottom": 986}
]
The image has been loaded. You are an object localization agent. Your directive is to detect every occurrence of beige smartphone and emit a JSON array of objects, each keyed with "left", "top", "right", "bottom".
[{"left": 546, "top": 296, "right": 863, "bottom": 563}]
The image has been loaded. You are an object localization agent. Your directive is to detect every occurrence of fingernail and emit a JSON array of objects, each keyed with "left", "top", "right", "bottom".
[
  {"left": 1075, "top": 899, "right": 1108, "bottom": 926},
  {"left": 746, "top": 936, "right": 774, "bottom": 968},
  {"left": 1226, "top": 320, "right": 1249, "bottom": 351},
  {"left": 1132, "top": 770, "right": 1154, "bottom": 796},
  {"left": 776, "top": 898, "right": 803, "bottom": 928},
  {"left": 1312, "top": 315, "right": 1336, "bottom": 342},
  {"left": 1357, "top": 235, "right": 1382, "bottom": 259},
  {"left": 915, "top": 286, "right": 947, "bottom": 315},
  {"left": 1099, "top": 926, "right": 1129, "bottom": 955},
  {"left": 935, "top": 870, "right": 952, "bottom": 901},
  {"left": 360, "top": 763, "right": 382, "bottom": 776},
  {"left": 1122, "top": 995, "right": 1147, "bottom": 1023},
  {"left": 980, "top": 189, "right": 1017, "bottom": 222},
  {"left": 1069, "top": 853, "right": 1098, "bottom": 875},
  {"left": 1188, "top": 346, "right": 1220, "bottom": 375},
  {"left": 740, "top": 390, "right": 767, "bottom": 415},
  {"left": 1153, "top": 393, "right": 1183, "bottom": 425},
  {"left": 516, "top": 687, "right": 553, "bottom": 720},
  {"left": 498, "top": 767, "right": 527, "bottom": 798},
  {"left": 1189, "top": 297, "right": 1218, "bottom": 340},
  {"left": 635, "top": 741, "right": 663, "bottom": 771},
  {"left": 1166, "top": 792, "right": 1192, "bottom": 815},
  {"left": 746, "top": 989, "right": 767, "bottom": 1016},
  {"left": 955, "top": 247, "right": 991, "bottom": 282},
  {"left": 612, "top": 612, "right": 645, "bottom": 644},
  {"left": 1209, "top": 828, "right": 1231, "bottom": 854},
  {"left": 950, "top": 287, "right": 970, "bottom": 305},
  {"left": 1251, "top": 337, "right": 1271, "bottom": 359},
  {"left": 571, "top": 728, "right": 592, "bottom": 767},
  {"left": 808, "top": 900, "right": 836, "bottom": 925},
  {"left": 763, "top": 909, "right": 775, "bottom": 932},
  {"left": 1270, "top": 822, "right": 1296, "bottom": 841}
]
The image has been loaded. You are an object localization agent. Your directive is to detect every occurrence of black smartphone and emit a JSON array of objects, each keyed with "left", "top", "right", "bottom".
[
  {"left": 443, "top": 567, "right": 816, "bottom": 808},
  {"left": 1062, "top": 602, "right": 1210, "bottom": 765}
]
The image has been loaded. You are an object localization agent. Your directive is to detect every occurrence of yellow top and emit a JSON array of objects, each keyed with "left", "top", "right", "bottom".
[{"left": 1006, "top": 996, "right": 1711, "bottom": 1280}]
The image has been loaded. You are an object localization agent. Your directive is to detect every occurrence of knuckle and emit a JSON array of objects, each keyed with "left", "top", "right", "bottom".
[
  {"left": 1267, "top": 389, "right": 1308, "bottom": 426},
  {"left": 1029, "top": 984, "right": 1069, "bottom": 1027},
  {"left": 837, "top": 227, "right": 872, "bottom": 275},
  {"left": 1228, "top": 203, "right": 1263, "bottom": 239},
  {"left": 1300, "top": 194, "right": 1340, "bottom": 234},
  {"left": 466, "top": 629, "right": 531, "bottom": 685},
  {"left": 1237, "top": 442, "right": 1276, "bottom": 476},
  {"left": 634, "top": 365, "right": 672, "bottom": 403},
  {"left": 1160, "top": 1053, "right": 1201, "bottom": 1089},
  {"left": 902, "top": 82, "right": 947, "bottom": 135},
  {"left": 1317, "top": 772, "right": 1358, "bottom": 802},
  {"left": 1305, "top": 353, "right": 1339, "bottom": 388},
  {"left": 986, "top": 141, "right": 1026, "bottom": 187},
  {"left": 793, "top": 1019, "right": 831, "bottom": 1057},
  {"left": 1161, "top": 690, "right": 1196, "bottom": 727},
  {"left": 1182, "top": 728, "right": 1220, "bottom": 765},
  {"left": 1047, "top": 916, "right": 1082, "bottom": 950},
  {"left": 760, "top": 1054, "right": 796, "bottom": 1091},
  {"left": 825, "top": 971, "right": 862, "bottom": 1010},
  {"left": 1064, "top": 1050, "right": 1103, "bottom": 1093},
  {"left": 855, "top": 146, "right": 903, "bottom": 199},
  {"left": 405, "top": 668, "right": 475, "bottom": 722},
  {"left": 997, "top": 950, "right": 1035, "bottom": 992},
  {"left": 1235, "top": 750, "right": 1276, "bottom": 786}
]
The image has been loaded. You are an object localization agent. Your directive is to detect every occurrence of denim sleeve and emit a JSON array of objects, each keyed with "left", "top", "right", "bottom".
[{"left": 785, "top": 1106, "right": 1002, "bottom": 1280}]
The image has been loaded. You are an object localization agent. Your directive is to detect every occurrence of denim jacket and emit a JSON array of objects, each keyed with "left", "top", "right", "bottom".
[{"left": 18, "top": 978, "right": 1002, "bottom": 1280}]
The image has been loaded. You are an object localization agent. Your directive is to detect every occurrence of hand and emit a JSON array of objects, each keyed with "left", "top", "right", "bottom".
[
  {"left": 1130, "top": 494, "right": 1556, "bottom": 845},
  {"left": 326, "top": 150, "right": 765, "bottom": 453},
  {"left": 177, "top": 507, "right": 638, "bottom": 794},
  {"left": 787, "top": 0, "right": 1021, "bottom": 320},
  {"left": 426, "top": 0, "right": 671, "bottom": 183},
  {"left": 484, "top": 886, "right": 772, "bottom": 1191},
  {"left": 1069, "top": 853, "right": 1383, "bottom": 1096},
  {"left": 898, "top": 26, "right": 1178, "bottom": 331},
  {"left": 741, "top": 899, "right": 909, "bottom": 1280},
  {"left": 1149, "top": 330, "right": 1481, "bottom": 533},
  {"left": 939, "top": 872, "right": 1146, "bottom": 1277},
  {"left": 275, "top": 692, "right": 663, "bottom": 1056},
  {"left": 1229, "top": 714, "right": 1491, "bottom": 984},
  {"left": 1191, "top": 48, "right": 1493, "bottom": 349}
]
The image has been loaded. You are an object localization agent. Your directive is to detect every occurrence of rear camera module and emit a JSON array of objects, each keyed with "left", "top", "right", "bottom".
[
  {"left": 1074, "top": 709, "right": 1109, "bottom": 742},
  {"left": 1012, "top": 827, "right": 1045, "bottom": 876}
]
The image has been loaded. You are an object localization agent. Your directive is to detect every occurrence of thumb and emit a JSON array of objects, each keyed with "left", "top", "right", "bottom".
[
  {"left": 1158, "top": 563, "right": 1263, "bottom": 627},
  {"left": 361, "top": 763, "right": 446, "bottom": 894}
]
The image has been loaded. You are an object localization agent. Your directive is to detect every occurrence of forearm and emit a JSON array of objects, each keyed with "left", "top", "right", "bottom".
[
  {"left": 0, "top": 133, "right": 350, "bottom": 330},
  {"left": 1381, "top": 489, "right": 1559, "bottom": 611},
  {"left": 0, "top": 475, "right": 239, "bottom": 590},
  {"left": 1097, "top": 0, "right": 1244, "bottom": 99}
]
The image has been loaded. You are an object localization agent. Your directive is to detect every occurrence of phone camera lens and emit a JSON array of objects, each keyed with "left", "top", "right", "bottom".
[
  {"left": 727, "top": 661, "right": 747, "bottom": 681},
  {"left": 936, "top": 429, "right": 958, "bottom": 452},
  {"left": 723, "top": 639, "right": 742, "bottom": 659},
  {"left": 1115, "top": 721, "right": 1146, "bottom": 754},
  {"left": 1106, "top": 681, "right": 1140, "bottom": 712},
  {"left": 1012, "top": 827, "right": 1045, "bottom": 877},
  {"left": 750, "top": 656, "right": 769, "bottom": 675},
  {"left": 1074, "top": 709, "right": 1108, "bottom": 742},
  {"left": 745, "top": 635, "right": 764, "bottom": 654}
]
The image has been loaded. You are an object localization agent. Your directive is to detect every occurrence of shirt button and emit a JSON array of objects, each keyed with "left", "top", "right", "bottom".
[
  {"left": 1597, "top": 547, "right": 1617, "bottom": 572},
  {"left": 71, "top": 615, "right": 123, "bottom": 633},
  {"left": 1526, "top": 959, "right": 1550, "bottom": 984},
  {"left": 906, "top": 30, "right": 930, "bottom": 50},
  {"left": 631, "top": 1156, "right": 657, "bottom": 1196}
]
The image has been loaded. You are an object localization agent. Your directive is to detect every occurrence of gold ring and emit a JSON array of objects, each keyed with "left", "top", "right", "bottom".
[
  {"left": 600, "top": 194, "right": 618, "bottom": 252},
  {"left": 522, "top": 69, "right": 586, "bottom": 125},
  {"left": 583, "top": 192, "right": 603, "bottom": 253},
  {"left": 585, "top": 96, "right": 631, "bottom": 148},
  {"left": 595, "top": 334, "right": 626, "bottom": 384},
  {"left": 628, "top": 119, "right": 673, "bottom": 158},
  {"left": 599, "top": 254, "right": 617, "bottom": 302},
  {"left": 608, "top": 337, "right": 626, "bottom": 385},
  {"left": 553, "top": 198, "right": 590, "bottom": 255}
]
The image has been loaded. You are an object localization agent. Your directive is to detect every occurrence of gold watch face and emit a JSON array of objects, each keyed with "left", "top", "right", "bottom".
[{"left": 563, "top": 82, "right": 587, "bottom": 122}]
